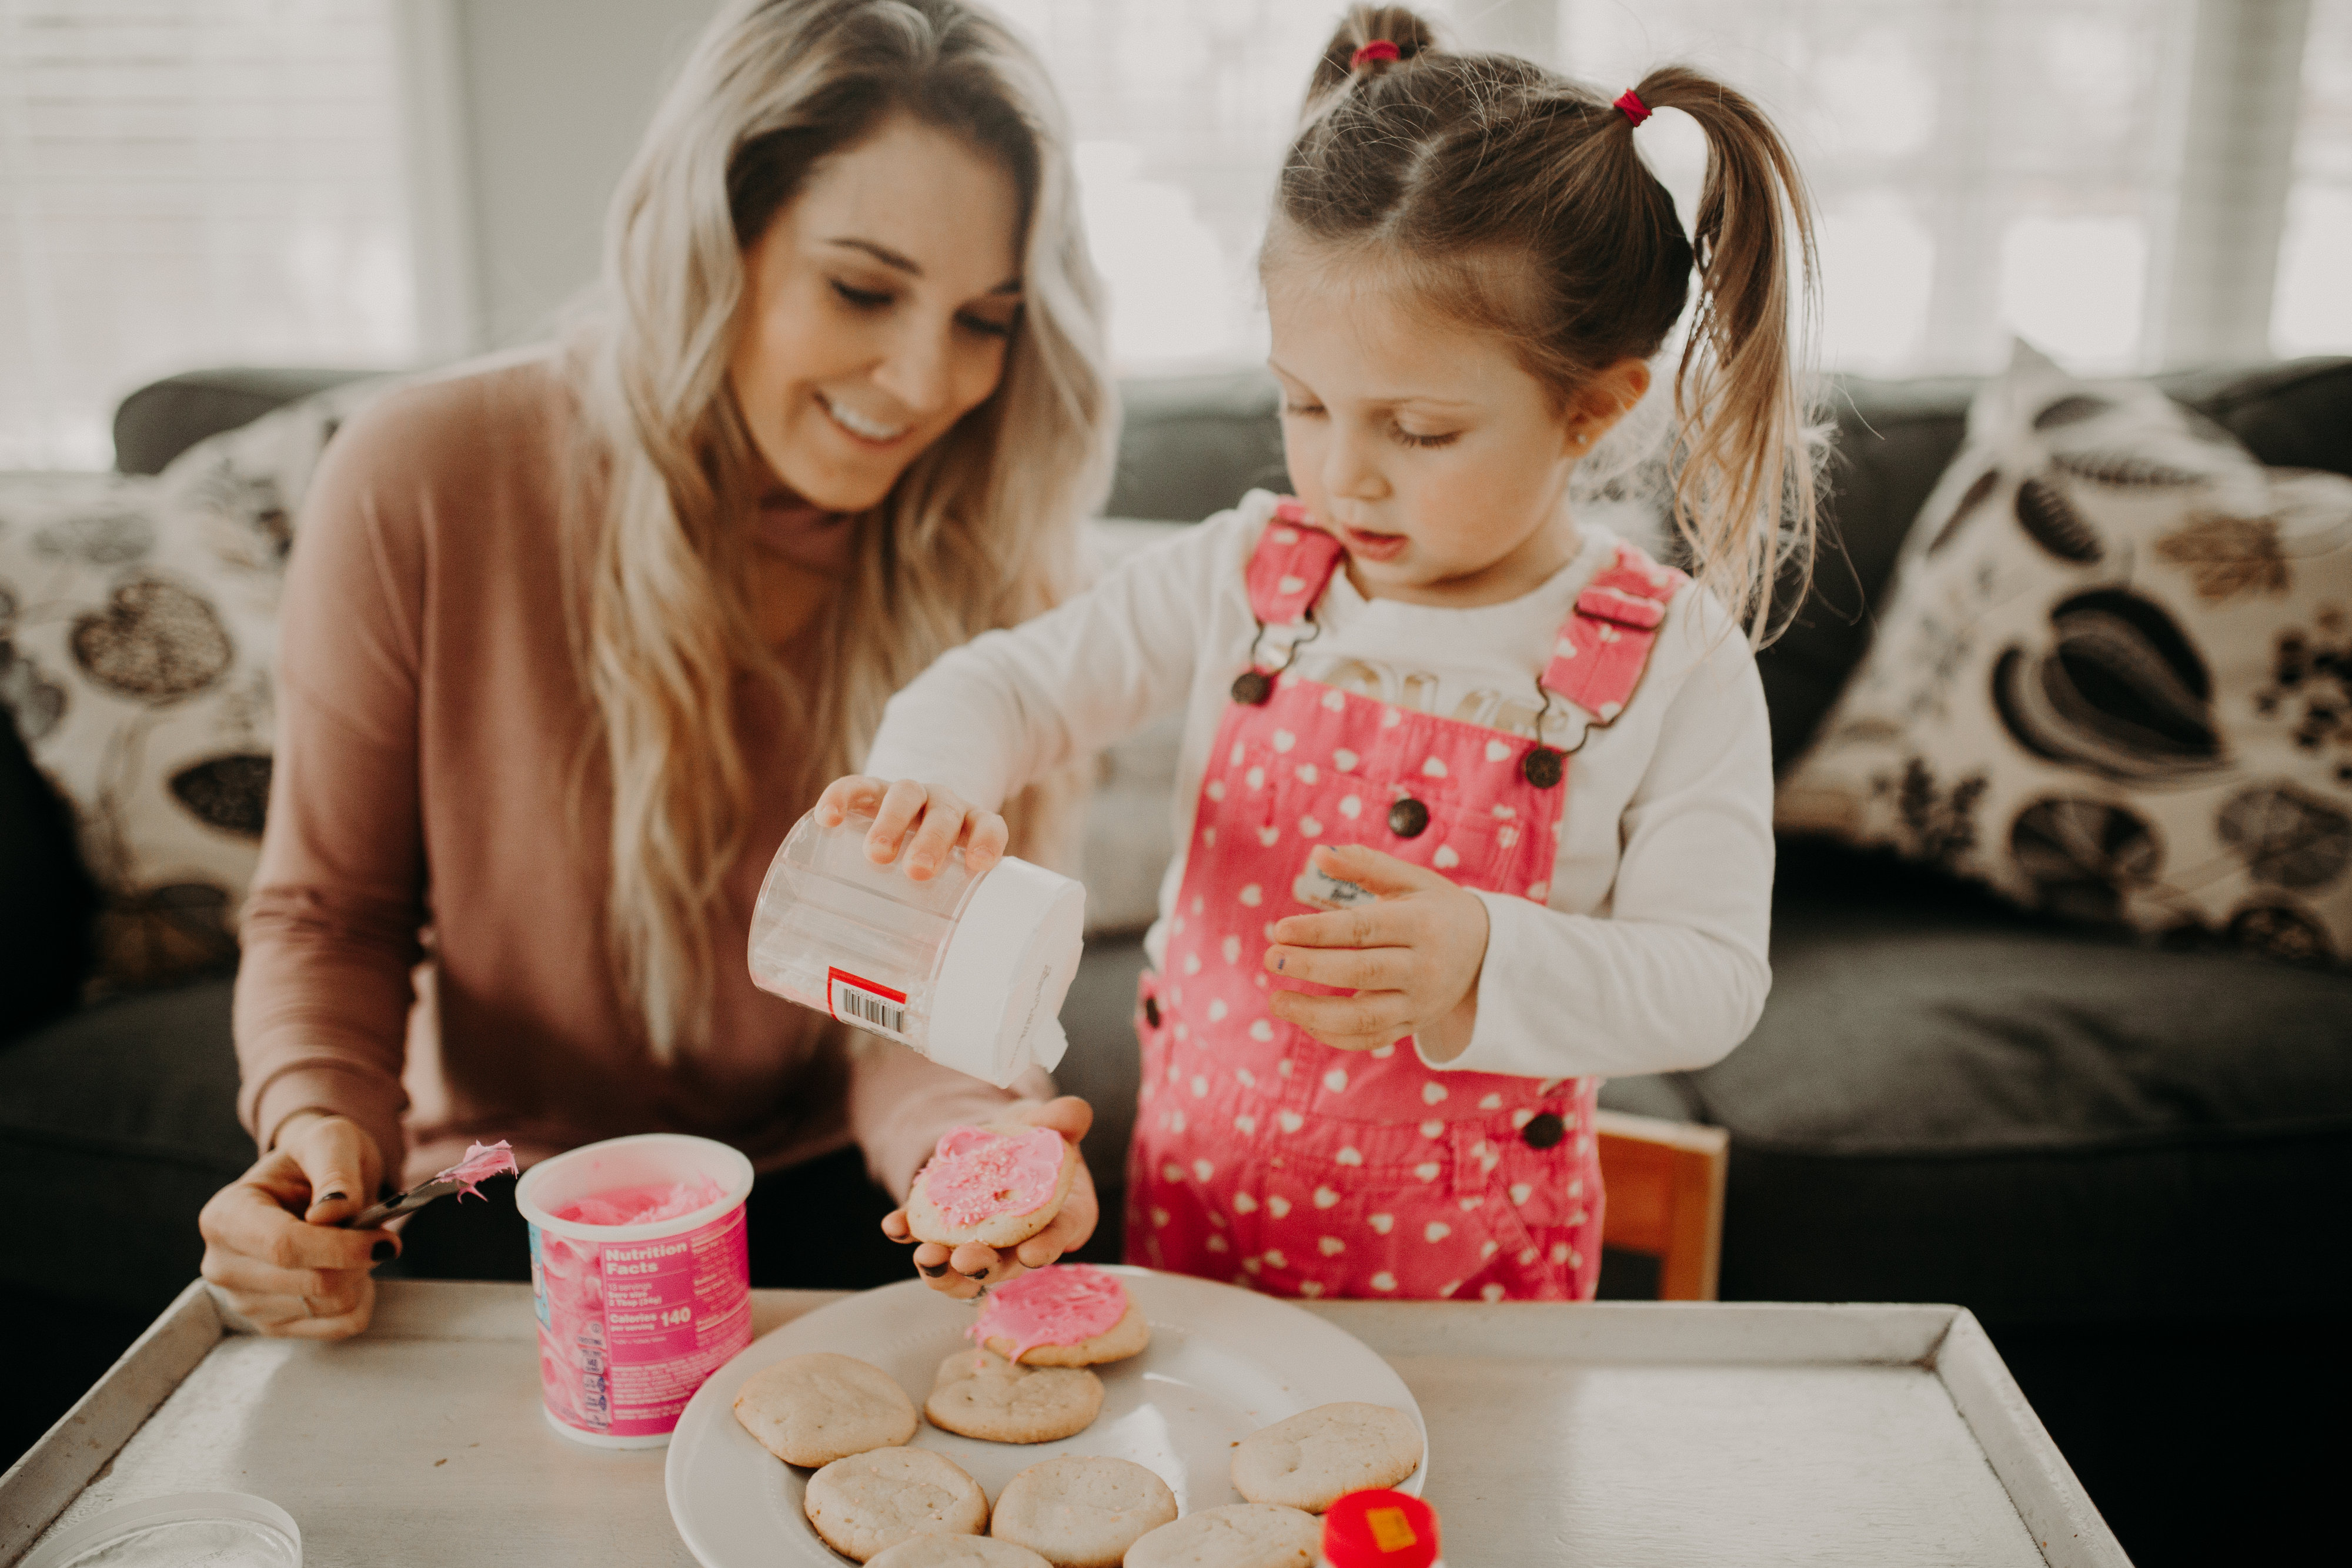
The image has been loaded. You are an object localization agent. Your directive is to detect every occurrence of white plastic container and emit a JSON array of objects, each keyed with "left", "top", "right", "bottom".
[
  {"left": 747, "top": 809, "right": 1083, "bottom": 1086},
  {"left": 19, "top": 1492, "right": 300, "bottom": 1568},
  {"left": 514, "top": 1134, "right": 755, "bottom": 1449}
]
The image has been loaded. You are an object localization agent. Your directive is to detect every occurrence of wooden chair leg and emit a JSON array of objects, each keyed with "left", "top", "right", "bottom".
[{"left": 1593, "top": 1109, "right": 1729, "bottom": 1301}]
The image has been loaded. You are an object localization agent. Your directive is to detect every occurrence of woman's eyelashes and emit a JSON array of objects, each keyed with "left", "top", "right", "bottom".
[
  {"left": 828, "top": 279, "right": 1014, "bottom": 339},
  {"left": 830, "top": 278, "right": 893, "bottom": 311},
  {"left": 956, "top": 309, "right": 1015, "bottom": 340}
]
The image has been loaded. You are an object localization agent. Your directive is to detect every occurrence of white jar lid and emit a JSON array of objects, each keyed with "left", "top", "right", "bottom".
[
  {"left": 927, "top": 854, "right": 1085, "bottom": 1086},
  {"left": 22, "top": 1492, "right": 301, "bottom": 1568}
]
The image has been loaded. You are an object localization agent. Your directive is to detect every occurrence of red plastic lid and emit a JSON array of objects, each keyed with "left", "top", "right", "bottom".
[{"left": 1321, "top": 1489, "right": 1439, "bottom": 1568}]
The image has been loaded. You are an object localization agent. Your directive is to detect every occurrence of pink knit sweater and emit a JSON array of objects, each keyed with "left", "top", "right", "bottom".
[{"left": 233, "top": 355, "right": 1030, "bottom": 1192}]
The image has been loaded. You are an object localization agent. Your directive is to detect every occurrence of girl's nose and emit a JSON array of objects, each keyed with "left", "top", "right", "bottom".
[{"left": 1323, "top": 427, "right": 1388, "bottom": 502}]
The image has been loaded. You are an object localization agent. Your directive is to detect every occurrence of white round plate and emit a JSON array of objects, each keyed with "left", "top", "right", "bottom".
[{"left": 665, "top": 1266, "right": 1425, "bottom": 1566}]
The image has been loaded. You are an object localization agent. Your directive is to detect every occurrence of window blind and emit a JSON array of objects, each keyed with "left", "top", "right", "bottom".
[
  {"left": 2274, "top": 0, "right": 2352, "bottom": 354},
  {"left": 1005, "top": 0, "right": 2320, "bottom": 377},
  {"left": 0, "top": 0, "right": 415, "bottom": 469}
]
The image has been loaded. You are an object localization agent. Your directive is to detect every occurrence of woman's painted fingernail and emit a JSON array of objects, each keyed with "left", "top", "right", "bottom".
[
  {"left": 372, "top": 1240, "right": 397, "bottom": 1262},
  {"left": 322, "top": 1191, "right": 348, "bottom": 1203},
  {"left": 918, "top": 1262, "right": 949, "bottom": 1277}
]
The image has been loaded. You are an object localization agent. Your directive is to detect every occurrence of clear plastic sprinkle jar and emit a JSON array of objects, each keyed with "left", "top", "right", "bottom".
[{"left": 747, "top": 808, "right": 1083, "bottom": 1086}]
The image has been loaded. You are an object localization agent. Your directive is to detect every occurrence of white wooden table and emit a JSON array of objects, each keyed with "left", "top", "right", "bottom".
[{"left": 1, "top": 1280, "right": 2127, "bottom": 1567}]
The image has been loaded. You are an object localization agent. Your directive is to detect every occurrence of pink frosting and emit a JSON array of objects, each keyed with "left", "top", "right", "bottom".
[
  {"left": 921, "top": 1125, "right": 1067, "bottom": 1229},
  {"left": 553, "top": 1176, "right": 726, "bottom": 1227},
  {"left": 434, "top": 1139, "right": 518, "bottom": 1201},
  {"left": 969, "top": 1263, "right": 1130, "bottom": 1361}
]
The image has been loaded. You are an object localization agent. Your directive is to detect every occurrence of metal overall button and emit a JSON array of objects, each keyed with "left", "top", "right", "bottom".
[
  {"left": 1231, "top": 668, "right": 1274, "bottom": 705},
  {"left": 1387, "top": 797, "right": 1430, "bottom": 838},
  {"left": 1521, "top": 1111, "right": 1566, "bottom": 1149},
  {"left": 1521, "top": 745, "right": 1565, "bottom": 788},
  {"left": 1143, "top": 995, "right": 1162, "bottom": 1028}
]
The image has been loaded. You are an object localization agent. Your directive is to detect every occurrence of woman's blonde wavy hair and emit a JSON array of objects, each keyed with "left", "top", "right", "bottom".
[{"left": 562, "top": 0, "right": 1112, "bottom": 1061}]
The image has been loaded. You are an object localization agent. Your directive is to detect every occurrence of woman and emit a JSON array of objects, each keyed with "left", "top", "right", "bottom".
[{"left": 195, "top": 0, "right": 1113, "bottom": 1338}]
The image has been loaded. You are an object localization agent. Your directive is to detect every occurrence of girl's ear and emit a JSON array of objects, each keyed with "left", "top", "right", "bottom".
[{"left": 1565, "top": 357, "right": 1653, "bottom": 452}]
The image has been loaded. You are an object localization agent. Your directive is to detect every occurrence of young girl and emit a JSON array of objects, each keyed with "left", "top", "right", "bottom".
[{"left": 837, "top": 5, "right": 1818, "bottom": 1303}]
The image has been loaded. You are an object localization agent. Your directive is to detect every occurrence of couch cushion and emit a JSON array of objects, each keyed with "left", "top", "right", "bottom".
[
  {"left": 1757, "top": 377, "right": 1976, "bottom": 768},
  {"left": 1603, "top": 842, "right": 2352, "bottom": 1320},
  {"left": 1778, "top": 344, "right": 2352, "bottom": 964},
  {"left": 0, "top": 708, "right": 98, "bottom": 1039},
  {"left": 0, "top": 472, "right": 276, "bottom": 989},
  {"left": 0, "top": 978, "right": 250, "bottom": 1313},
  {"left": 1754, "top": 357, "right": 2352, "bottom": 770},
  {"left": 113, "top": 367, "right": 380, "bottom": 476},
  {"left": 1105, "top": 370, "right": 1289, "bottom": 523}
]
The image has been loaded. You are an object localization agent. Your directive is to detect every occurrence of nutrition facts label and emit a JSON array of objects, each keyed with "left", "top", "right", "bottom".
[
  {"left": 532, "top": 1205, "right": 751, "bottom": 1440},
  {"left": 599, "top": 1209, "right": 751, "bottom": 1432}
]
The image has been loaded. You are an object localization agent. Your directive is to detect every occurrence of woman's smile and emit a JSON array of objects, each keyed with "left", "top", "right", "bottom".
[{"left": 816, "top": 389, "right": 912, "bottom": 447}]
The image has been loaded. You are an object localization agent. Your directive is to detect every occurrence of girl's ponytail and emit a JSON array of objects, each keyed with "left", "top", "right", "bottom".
[
  {"left": 1625, "top": 66, "right": 1823, "bottom": 643},
  {"left": 1302, "top": 5, "right": 1441, "bottom": 118}
]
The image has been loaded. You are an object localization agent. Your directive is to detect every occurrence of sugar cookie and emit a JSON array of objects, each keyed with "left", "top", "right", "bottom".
[
  {"left": 804, "top": 1446, "right": 989, "bottom": 1563},
  {"left": 925, "top": 1347, "right": 1104, "bottom": 1443},
  {"left": 907, "top": 1122, "right": 1080, "bottom": 1248},
  {"left": 867, "top": 1539, "right": 1053, "bottom": 1568},
  {"left": 990, "top": 1455, "right": 1178, "bottom": 1568},
  {"left": 970, "top": 1263, "right": 1150, "bottom": 1367},
  {"left": 1123, "top": 1503, "right": 1324, "bottom": 1568},
  {"left": 1230, "top": 1402, "right": 1423, "bottom": 1513},
  {"left": 731, "top": 1351, "right": 917, "bottom": 1467}
]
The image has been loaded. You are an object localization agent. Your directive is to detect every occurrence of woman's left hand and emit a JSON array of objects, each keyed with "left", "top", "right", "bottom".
[
  {"left": 880, "top": 1096, "right": 1098, "bottom": 1300},
  {"left": 1262, "top": 842, "right": 1491, "bottom": 1060}
]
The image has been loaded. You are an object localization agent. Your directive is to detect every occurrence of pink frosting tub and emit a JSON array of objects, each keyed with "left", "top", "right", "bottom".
[{"left": 514, "top": 1134, "right": 755, "bottom": 1448}]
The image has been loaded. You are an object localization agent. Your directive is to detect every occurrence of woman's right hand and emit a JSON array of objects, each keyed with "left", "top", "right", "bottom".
[
  {"left": 817, "top": 775, "right": 1008, "bottom": 882},
  {"left": 196, "top": 1112, "right": 397, "bottom": 1340}
]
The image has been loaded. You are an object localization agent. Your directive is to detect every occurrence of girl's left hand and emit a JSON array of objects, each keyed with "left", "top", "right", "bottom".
[
  {"left": 879, "top": 1096, "right": 1099, "bottom": 1300},
  {"left": 1262, "top": 842, "right": 1491, "bottom": 1059}
]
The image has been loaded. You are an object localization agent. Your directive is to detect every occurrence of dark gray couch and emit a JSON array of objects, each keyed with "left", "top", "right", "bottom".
[{"left": 6, "top": 360, "right": 2350, "bottom": 1563}]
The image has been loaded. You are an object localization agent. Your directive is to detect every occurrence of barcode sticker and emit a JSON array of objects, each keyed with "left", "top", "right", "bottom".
[{"left": 827, "top": 967, "right": 910, "bottom": 1040}]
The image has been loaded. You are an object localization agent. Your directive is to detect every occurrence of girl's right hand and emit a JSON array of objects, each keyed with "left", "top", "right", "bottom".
[
  {"left": 816, "top": 775, "right": 1008, "bottom": 882},
  {"left": 195, "top": 1113, "right": 397, "bottom": 1340}
]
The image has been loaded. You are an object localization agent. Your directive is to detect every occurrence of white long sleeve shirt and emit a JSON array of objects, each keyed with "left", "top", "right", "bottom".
[{"left": 866, "top": 490, "right": 1774, "bottom": 1082}]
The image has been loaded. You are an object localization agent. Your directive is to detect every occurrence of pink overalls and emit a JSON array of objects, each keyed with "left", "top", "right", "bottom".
[{"left": 1125, "top": 503, "right": 1688, "bottom": 1302}]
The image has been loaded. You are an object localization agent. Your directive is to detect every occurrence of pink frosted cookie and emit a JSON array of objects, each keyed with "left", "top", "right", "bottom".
[
  {"left": 906, "top": 1122, "right": 1080, "bottom": 1249},
  {"left": 970, "top": 1263, "right": 1150, "bottom": 1368}
]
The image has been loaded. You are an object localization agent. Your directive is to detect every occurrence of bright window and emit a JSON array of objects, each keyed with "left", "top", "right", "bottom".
[
  {"left": 0, "top": 0, "right": 416, "bottom": 469},
  {"left": 1017, "top": 0, "right": 2320, "bottom": 379},
  {"left": 2273, "top": 0, "right": 2352, "bottom": 355}
]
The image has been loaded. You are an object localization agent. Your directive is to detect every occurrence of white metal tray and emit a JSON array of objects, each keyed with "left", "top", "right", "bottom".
[{"left": 0, "top": 1280, "right": 2126, "bottom": 1567}]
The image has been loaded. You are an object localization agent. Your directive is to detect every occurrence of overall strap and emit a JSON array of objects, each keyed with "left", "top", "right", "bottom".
[
  {"left": 1542, "top": 540, "right": 1690, "bottom": 724},
  {"left": 1244, "top": 499, "right": 1348, "bottom": 624}
]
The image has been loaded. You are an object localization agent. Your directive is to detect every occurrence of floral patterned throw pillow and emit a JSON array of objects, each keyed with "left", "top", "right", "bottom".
[
  {"left": 1778, "top": 343, "right": 2352, "bottom": 965},
  {"left": 0, "top": 377, "right": 386, "bottom": 990}
]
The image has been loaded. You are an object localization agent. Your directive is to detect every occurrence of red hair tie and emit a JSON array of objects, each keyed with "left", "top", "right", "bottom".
[
  {"left": 1615, "top": 88, "right": 1651, "bottom": 126},
  {"left": 1350, "top": 39, "right": 1401, "bottom": 70}
]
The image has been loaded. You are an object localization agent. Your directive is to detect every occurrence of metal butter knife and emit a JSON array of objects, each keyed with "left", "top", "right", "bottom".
[
  {"left": 344, "top": 1178, "right": 469, "bottom": 1231},
  {"left": 340, "top": 1140, "right": 518, "bottom": 1231}
]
